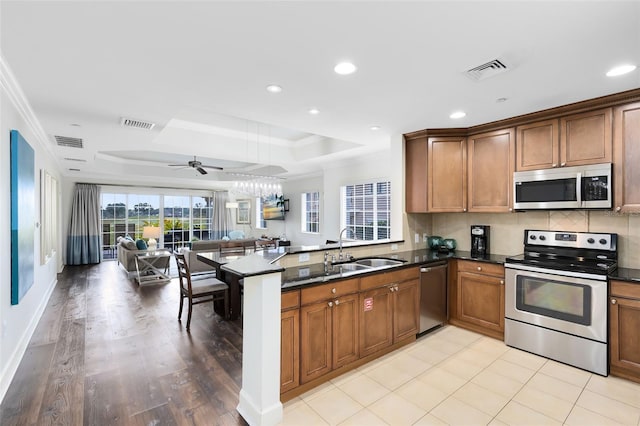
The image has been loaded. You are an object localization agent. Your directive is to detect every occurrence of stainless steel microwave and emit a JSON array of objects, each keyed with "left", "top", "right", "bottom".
[{"left": 513, "top": 163, "right": 612, "bottom": 210}]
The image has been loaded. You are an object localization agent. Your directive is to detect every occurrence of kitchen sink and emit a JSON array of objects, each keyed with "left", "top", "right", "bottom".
[
  {"left": 354, "top": 258, "right": 405, "bottom": 267},
  {"left": 333, "top": 263, "right": 372, "bottom": 272}
]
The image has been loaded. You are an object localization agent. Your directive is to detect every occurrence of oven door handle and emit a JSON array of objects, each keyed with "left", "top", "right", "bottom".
[{"left": 504, "top": 263, "right": 608, "bottom": 281}]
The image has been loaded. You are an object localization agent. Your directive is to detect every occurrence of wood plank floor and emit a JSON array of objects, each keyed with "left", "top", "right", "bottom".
[{"left": 0, "top": 261, "right": 248, "bottom": 426}]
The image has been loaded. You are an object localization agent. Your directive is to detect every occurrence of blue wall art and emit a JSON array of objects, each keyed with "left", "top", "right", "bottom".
[{"left": 10, "top": 129, "right": 35, "bottom": 305}]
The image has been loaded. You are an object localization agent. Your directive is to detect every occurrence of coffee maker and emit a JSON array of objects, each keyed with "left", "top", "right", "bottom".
[{"left": 471, "top": 225, "right": 490, "bottom": 257}]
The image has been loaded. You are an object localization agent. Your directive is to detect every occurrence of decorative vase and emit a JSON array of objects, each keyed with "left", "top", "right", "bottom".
[
  {"left": 427, "top": 236, "right": 443, "bottom": 250},
  {"left": 443, "top": 238, "right": 457, "bottom": 251}
]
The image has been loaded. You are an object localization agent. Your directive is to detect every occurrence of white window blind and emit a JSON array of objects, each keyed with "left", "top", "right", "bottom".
[
  {"left": 341, "top": 181, "right": 391, "bottom": 241},
  {"left": 301, "top": 191, "right": 320, "bottom": 233}
]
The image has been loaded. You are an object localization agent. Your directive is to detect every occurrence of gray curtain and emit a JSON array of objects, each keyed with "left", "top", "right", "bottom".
[
  {"left": 66, "top": 184, "right": 101, "bottom": 264},
  {"left": 211, "top": 191, "right": 233, "bottom": 239}
]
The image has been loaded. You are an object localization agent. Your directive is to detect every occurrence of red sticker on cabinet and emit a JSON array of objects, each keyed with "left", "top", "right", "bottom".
[{"left": 363, "top": 297, "right": 373, "bottom": 311}]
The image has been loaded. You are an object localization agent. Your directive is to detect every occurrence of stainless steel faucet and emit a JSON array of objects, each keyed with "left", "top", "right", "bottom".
[{"left": 338, "top": 227, "right": 356, "bottom": 261}]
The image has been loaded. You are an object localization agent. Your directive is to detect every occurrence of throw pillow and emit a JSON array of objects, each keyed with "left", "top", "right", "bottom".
[
  {"left": 136, "top": 239, "right": 148, "bottom": 250},
  {"left": 124, "top": 240, "right": 137, "bottom": 250}
]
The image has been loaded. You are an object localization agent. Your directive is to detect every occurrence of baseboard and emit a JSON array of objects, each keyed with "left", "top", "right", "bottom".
[{"left": 0, "top": 275, "right": 57, "bottom": 404}]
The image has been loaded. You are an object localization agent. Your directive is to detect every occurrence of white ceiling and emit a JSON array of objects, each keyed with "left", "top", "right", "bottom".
[{"left": 2, "top": 1, "right": 639, "bottom": 189}]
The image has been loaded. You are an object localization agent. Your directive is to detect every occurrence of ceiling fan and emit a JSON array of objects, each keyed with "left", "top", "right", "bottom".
[{"left": 168, "top": 156, "right": 223, "bottom": 175}]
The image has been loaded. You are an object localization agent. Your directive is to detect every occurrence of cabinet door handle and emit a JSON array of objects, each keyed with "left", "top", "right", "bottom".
[
  {"left": 328, "top": 301, "right": 334, "bottom": 307},
  {"left": 389, "top": 286, "right": 395, "bottom": 292},
  {"left": 552, "top": 163, "right": 557, "bottom": 168},
  {"left": 616, "top": 207, "right": 622, "bottom": 212},
  {"left": 477, "top": 266, "right": 482, "bottom": 271},
  {"left": 331, "top": 288, "right": 336, "bottom": 294},
  {"left": 611, "top": 299, "right": 617, "bottom": 305},
  {"left": 561, "top": 162, "right": 566, "bottom": 167},
  {"left": 335, "top": 299, "right": 340, "bottom": 305},
  {"left": 500, "top": 280, "right": 504, "bottom": 285},
  {"left": 463, "top": 208, "right": 467, "bottom": 212}
]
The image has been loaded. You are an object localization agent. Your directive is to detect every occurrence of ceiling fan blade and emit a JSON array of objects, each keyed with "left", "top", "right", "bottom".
[
  {"left": 200, "top": 164, "right": 224, "bottom": 171},
  {"left": 196, "top": 167, "right": 208, "bottom": 175},
  {"left": 168, "top": 164, "right": 185, "bottom": 167}
]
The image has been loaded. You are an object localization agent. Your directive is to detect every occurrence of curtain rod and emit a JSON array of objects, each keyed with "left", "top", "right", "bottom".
[{"left": 76, "top": 182, "right": 229, "bottom": 192}]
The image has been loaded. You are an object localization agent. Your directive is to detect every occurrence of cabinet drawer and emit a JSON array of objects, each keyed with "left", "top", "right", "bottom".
[
  {"left": 282, "top": 290, "right": 300, "bottom": 311},
  {"left": 457, "top": 260, "right": 504, "bottom": 277},
  {"left": 360, "top": 267, "right": 419, "bottom": 291},
  {"left": 301, "top": 278, "right": 359, "bottom": 305},
  {"left": 611, "top": 280, "right": 640, "bottom": 299}
]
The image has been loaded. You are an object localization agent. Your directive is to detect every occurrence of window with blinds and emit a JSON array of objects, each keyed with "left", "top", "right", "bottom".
[
  {"left": 341, "top": 181, "right": 391, "bottom": 241},
  {"left": 301, "top": 191, "right": 320, "bottom": 233}
]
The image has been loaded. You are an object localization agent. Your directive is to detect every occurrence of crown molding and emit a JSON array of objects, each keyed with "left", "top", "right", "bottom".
[
  {"left": 404, "top": 87, "right": 640, "bottom": 138},
  {"left": 0, "top": 54, "right": 58, "bottom": 161}
]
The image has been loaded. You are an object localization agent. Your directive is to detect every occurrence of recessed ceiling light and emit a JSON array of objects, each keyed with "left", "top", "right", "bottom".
[
  {"left": 370, "top": 126, "right": 381, "bottom": 131},
  {"left": 606, "top": 64, "right": 637, "bottom": 77},
  {"left": 334, "top": 62, "right": 357, "bottom": 75},
  {"left": 266, "top": 84, "right": 282, "bottom": 93},
  {"left": 70, "top": 123, "right": 81, "bottom": 127},
  {"left": 449, "top": 111, "right": 466, "bottom": 119},
  {"left": 308, "top": 108, "right": 320, "bottom": 115}
]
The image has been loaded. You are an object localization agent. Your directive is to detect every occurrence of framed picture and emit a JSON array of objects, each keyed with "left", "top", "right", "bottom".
[{"left": 237, "top": 199, "right": 251, "bottom": 224}]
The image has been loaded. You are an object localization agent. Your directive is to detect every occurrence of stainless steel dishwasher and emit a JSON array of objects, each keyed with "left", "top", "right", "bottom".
[{"left": 419, "top": 262, "right": 448, "bottom": 334}]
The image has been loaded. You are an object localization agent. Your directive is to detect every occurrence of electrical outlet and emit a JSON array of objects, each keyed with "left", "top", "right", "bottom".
[
  {"left": 298, "top": 253, "right": 310, "bottom": 262},
  {"left": 423, "top": 233, "right": 428, "bottom": 242},
  {"left": 391, "top": 244, "right": 398, "bottom": 251},
  {"left": 415, "top": 233, "right": 420, "bottom": 243}
]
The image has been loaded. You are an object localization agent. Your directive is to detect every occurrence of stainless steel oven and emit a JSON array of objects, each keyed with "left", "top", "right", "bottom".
[{"left": 505, "top": 230, "right": 617, "bottom": 376}]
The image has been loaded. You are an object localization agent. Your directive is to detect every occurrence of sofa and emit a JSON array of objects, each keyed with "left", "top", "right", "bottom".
[
  {"left": 116, "top": 238, "right": 171, "bottom": 278},
  {"left": 181, "top": 238, "right": 256, "bottom": 273}
]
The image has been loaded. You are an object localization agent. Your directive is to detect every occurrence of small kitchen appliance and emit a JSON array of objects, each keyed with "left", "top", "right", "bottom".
[
  {"left": 504, "top": 229, "right": 618, "bottom": 376},
  {"left": 470, "top": 225, "right": 490, "bottom": 257}
]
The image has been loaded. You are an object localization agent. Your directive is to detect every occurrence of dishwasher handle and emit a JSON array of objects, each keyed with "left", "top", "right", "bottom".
[{"left": 420, "top": 262, "right": 448, "bottom": 273}]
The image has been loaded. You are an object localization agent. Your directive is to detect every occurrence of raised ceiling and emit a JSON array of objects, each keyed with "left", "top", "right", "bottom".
[{"left": 1, "top": 1, "right": 639, "bottom": 188}]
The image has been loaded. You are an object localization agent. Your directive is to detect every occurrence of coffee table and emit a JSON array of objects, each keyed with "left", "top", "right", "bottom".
[{"left": 135, "top": 249, "right": 171, "bottom": 285}]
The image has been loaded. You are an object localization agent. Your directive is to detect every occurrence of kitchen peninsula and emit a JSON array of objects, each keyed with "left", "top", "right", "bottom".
[{"left": 197, "top": 245, "right": 507, "bottom": 426}]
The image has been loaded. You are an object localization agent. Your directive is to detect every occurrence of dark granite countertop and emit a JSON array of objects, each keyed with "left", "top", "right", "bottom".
[
  {"left": 610, "top": 267, "right": 640, "bottom": 284},
  {"left": 281, "top": 249, "right": 510, "bottom": 290}
]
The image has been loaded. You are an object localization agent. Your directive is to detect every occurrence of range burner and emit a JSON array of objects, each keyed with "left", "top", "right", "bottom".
[{"left": 505, "top": 229, "right": 618, "bottom": 276}]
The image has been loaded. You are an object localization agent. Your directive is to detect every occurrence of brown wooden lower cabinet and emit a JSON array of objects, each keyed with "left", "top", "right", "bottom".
[
  {"left": 451, "top": 260, "right": 505, "bottom": 339},
  {"left": 360, "top": 268, "right": 420, "bottom": 357},
  {"left": 299, "top": 281, "right": 359, "bottom": 384},
  {"left": 283, "top": 267, "right": 420, "bottom": 397},
  {"left": 281, "top": 291, "right": 300, "bottom": 394},
  {"left": 359, "top": 286, "right": 394, "bottom": 357},
  {"left": 610, "top": 280, "right": 640, "bottom": 383}
]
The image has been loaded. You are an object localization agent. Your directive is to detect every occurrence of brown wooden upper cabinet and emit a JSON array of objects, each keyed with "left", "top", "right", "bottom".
[
  {"left": 428, "top": 136, "right": 467, "bottom": 212},
  {"left": 561, "top": 108, "right": 613, "bottom": 167},
  {"left": 613, "top": 102, "right": 640, "bottom": 213},
  {"left": 468, "top": 128, "right": 515, "bottom": 212},
  {"left": 516, "top": 108, "right": 612, "bottom": 171},
  {"left": 516, "top": 119, "right": 560, "bottom": 171},
  {"left": 405, "top": 134, "right": 428, "bottom": 213}
]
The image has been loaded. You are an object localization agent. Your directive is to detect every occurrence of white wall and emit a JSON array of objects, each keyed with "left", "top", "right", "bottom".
[
  {"left": 281, "top": 144, "right": 405, "bottom": 247},
  {"left": 0, "top": 57, "right": 62, "bottom": 402}
]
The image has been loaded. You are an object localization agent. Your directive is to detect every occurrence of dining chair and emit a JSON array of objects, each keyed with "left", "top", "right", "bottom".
[{"left": 175, "top": 253, "right": 229, "bottom": 331}]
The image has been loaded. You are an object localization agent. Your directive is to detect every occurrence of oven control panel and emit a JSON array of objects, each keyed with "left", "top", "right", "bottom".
[{"left": 525, "top": 230, "right": 616, "bottom": 251}]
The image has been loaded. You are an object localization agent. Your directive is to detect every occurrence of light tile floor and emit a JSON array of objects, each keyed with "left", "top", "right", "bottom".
[{"left": 280, "top": 326, "right": 640, "bottom": 425}]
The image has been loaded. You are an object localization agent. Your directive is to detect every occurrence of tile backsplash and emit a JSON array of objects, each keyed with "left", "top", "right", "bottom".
[{"left": 421, "top": 211, "right": 639, "bottom": 269}]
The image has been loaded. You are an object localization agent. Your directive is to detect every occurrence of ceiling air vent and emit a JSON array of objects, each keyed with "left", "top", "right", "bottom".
[
  {"left": 63, "top": 157, "right": 87, "bottom": 162},
  {"left": 54, "top": 135, "right": 83, "bottom": 148},
  {"left": 120, "top": 117, "right": 156, "bottom": 130},
  {"left": 465, "top": 59, "right": 510, "bottom": 82}
]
